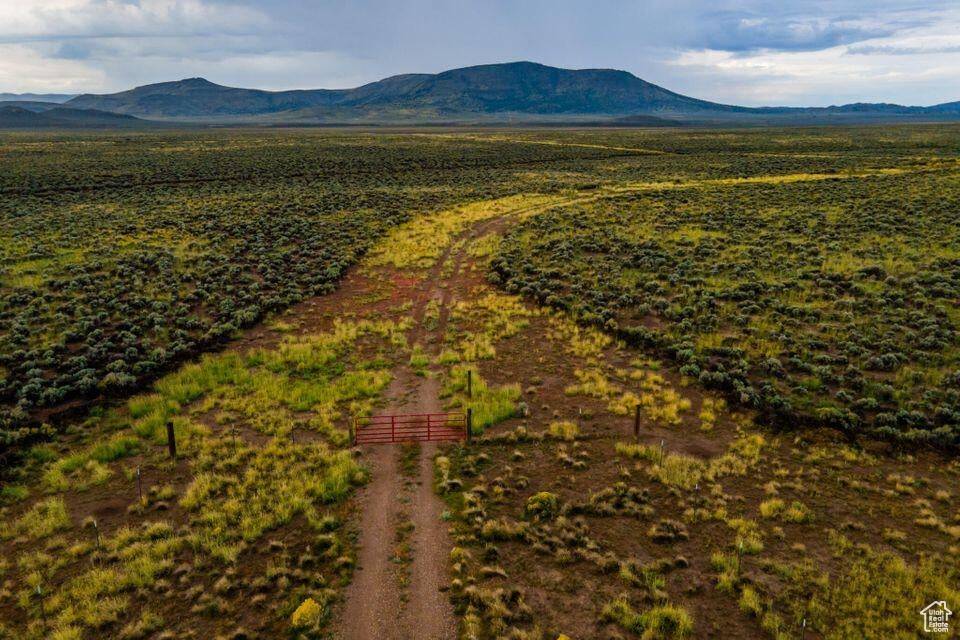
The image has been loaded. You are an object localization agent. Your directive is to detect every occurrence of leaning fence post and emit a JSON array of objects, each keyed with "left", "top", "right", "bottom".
[
  {"left": 736, "top": 539, "right": 744, "bottom": 578},
  {"left": 91, "top": 519, "right": 101, "bottom": 551},
  {"left": 36, "top": 585, "right": 46, "bottom": 630},
  {"left": 633, "top": 404, "right": 641, "bottom": 440},
  {"left": 466, "top": 408, "right": 473, "bottom": 444},
  {"left": 166, "top": 421, "right": 177, "bottom": 460}
]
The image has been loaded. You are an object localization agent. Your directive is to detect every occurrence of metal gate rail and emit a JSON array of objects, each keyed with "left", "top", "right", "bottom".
[{"left": 352, "top": 412, "right": 469, "bottom": 445}]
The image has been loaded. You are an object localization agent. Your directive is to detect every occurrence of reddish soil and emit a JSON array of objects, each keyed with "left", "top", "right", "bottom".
[
  {"left": 412, "top": 215, "right": 958, "bottom": 639},
  {"left": 3, "top": 199, "right": 958, "bottom": 640},
  {"left": 334, "top": 227, "right": 465, "bottom": 640},
  {"left": 338, "top": 441, "right": 403, "bottom": 639}
]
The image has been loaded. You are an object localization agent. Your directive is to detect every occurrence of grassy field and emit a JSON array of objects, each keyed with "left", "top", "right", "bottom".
[
  {"left": 1, "top": 126, "right": 959, "bottom": 639},
  {"left": 0, "top": 130, "right": 634, "bottom": 453},
  {"left": 493, "top": 131, "right": 960, "bottom": 447}
]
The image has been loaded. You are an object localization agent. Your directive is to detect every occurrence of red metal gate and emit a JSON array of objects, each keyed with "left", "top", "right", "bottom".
[{"left": 352, "top": 412, "right": 468, "bottom": 445}]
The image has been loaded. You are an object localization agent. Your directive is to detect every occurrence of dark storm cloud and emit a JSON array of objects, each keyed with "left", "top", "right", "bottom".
[
  {"left": 55, "top": 41, "right": 95, "bottom": 60},
  {"left": 697, "top": 13, "right": 895, "bottom": 52},
  {"left": 0, "top": 1, "right": 958, "bottom": 105}
]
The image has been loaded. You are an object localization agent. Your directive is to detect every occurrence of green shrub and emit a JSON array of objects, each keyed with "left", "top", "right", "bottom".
[
  {"left": 602, "top": 595, "right": 694, "bottom": 639},
  {"left": 548, "top": 420, "right": 579, "bottom": 441},
  {"left": 525, "top": 492, "right": 560, "bottom": 520},
  {"left": 1, "top": 496, "right": 71, "bottom": 540},
  {"left": 0, "top": 485, "right": 28, "bottom": 504}
]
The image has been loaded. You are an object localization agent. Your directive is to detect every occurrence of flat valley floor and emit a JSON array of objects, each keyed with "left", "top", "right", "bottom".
[{"left": 1, "top": 128, "right": 959, "bottom": 640}]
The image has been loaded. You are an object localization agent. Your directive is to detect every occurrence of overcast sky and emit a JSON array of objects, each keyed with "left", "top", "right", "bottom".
[{"left": 2, "top": 0, "right": 959, "bottom": 106}]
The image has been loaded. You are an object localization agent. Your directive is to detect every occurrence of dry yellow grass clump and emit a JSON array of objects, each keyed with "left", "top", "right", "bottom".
[{"left": 366, "top": 194, "right": 559, "bottom": 270}]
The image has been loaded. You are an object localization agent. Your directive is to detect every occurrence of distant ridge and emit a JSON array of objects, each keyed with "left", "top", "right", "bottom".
[
  {"left": 0, "top": 105, "right": 153, "bottom": 129},
  {"left": 47, "top": 61, "right": 960, "bottom": 125},
  {"left": 0, "top": 92, "right": 76, "bottom": 104}
]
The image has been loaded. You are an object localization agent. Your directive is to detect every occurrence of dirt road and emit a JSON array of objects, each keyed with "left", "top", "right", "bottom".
[{"left": 335, "top": 228, "right": 465, "bottom": 640}]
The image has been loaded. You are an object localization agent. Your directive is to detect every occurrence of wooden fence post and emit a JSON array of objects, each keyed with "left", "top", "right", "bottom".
[
  {"left": 166, "top": 421, "right": 177, "bottom": 460},
  {"left": 467, "top": 369, "right": 473, "bottom": 399},
  {"left": 466, "top": 408, "right": 473, "bottom": 444},
  {"left": 349, "top": 418, "right": 355, "bottom": 446}
]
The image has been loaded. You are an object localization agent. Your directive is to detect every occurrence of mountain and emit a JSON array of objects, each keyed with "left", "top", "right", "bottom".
[
  {"left": 926, "top": 101, "right": 960, "bottom": 114},
  {"left": 65, "top": 62, "right": 746, "bottom": 123},
  {"left": 53, "top": 61, "right": 960, "bottom": 125},
  {"left": 317, "top": 62, "right": 739, "bottom": 117},
  {"left": 0, "top": 105, "right": 153, "bottom": 129},
  {"left": 0, "top": 93, "right": 75, "bottom": 104},
  {"left": 68, "top": 77, "right": 340, "bottom": 118}
]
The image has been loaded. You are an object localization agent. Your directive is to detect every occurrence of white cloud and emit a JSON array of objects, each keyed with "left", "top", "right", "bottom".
[
  {"left": 0, "top": 0, "right": 266, "bottom": 40},
  {"left": 84, "top": 46, "right": 376, "bottom": 91},
  {"left": 0, "top": 0, "right": 281, "bottom": 92},
  {"left": 668, "top": 7, "right": 960, "bottom": 106},
  {"left": 0, "top": 43, "right": 105, "bottom": 92},
  {"left": 197, "top": 51, "right": 375, "bottom": 90},
  {"left": 848, "top": 25, "right": 960, "bottom": 55}
]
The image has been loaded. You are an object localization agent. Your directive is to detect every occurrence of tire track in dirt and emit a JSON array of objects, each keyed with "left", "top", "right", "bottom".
[
  {"left": 336, "top": 223, "right": 469, "bottom": 640},
  {"left": 394, "top": 375, "right": 453, "bottom": 640},
  {"left": 389, "top": 221, "right": 480, "bottom": 640},
  {"left": 333, "top": 193, "right": 634, "bottom": 640},
  {"left": 337, "top": 440, "right": 402, "bottom": 639},
  {"left": 335, "top": 192, "right": 603, "bottom": 640},
  {"left": 337, "top": 187, "right": 687, "bottom": 639},
  {"left": 392, "top": 225, "right": 481, "bottom": 640}
]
